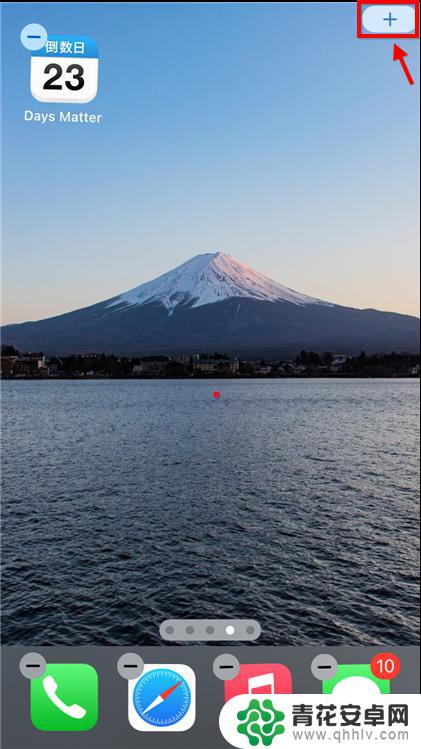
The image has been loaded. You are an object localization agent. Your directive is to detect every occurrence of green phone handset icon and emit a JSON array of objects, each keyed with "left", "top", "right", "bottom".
[
  {"left": 42, "top": 674, "right": 87, "bottom": 719},
  {"left": 30, "top": 663, "right": 98, "bottom": 731}
]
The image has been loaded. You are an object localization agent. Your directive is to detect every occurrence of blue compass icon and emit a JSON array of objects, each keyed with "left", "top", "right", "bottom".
[{"left": 132, "top": 668, "right": 191, "bottom": 727}]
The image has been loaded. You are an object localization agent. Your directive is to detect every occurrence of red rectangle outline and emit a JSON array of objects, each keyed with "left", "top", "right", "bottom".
[{"left": 357, "top": 0, "right": 420, "bottom": 38}]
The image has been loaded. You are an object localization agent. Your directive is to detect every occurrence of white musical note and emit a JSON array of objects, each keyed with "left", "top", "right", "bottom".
[{"left": 248, "top": 673, "right": 275, "bottom": 695}]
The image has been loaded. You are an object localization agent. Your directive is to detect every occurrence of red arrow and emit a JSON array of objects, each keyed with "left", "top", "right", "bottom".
[{"left": 393, "top": 44, "right": 414, "bottom": 86}]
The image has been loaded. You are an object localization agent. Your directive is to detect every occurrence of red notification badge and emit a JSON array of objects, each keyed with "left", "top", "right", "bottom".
[{"left": 370, "top": 653, "right": 401, "bottom": 680}]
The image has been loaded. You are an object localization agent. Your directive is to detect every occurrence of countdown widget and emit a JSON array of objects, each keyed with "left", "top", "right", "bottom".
[{"left": 30, "top": 35, "right": 98, "bottom": 103}]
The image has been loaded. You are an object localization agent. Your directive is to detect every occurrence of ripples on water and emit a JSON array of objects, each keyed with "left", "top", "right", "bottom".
[{"left": 1, "top": 379, "right": 419, "bottom": 645}]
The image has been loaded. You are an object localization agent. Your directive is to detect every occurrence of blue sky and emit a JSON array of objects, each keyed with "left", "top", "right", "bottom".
[{"left": 2, "top": 2, "right": 420, "bottom": 324}]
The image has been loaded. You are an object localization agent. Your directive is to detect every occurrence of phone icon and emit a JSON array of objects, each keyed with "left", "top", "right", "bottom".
[
  {"left": 30, "top": 663, "right": 98, "bottom": 731},
  {"left": 42, "top": 674, "right": 87, "bottom": 719}
]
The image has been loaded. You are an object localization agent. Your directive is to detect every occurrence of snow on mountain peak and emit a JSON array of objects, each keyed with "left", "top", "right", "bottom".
[{"left": 107, "top": 252, "right": 331, "bottom": 314}]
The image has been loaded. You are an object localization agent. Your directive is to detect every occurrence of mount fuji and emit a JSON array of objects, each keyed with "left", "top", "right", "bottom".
[{"left": 2, "top": 252, "right": 419, "bottom": 357}]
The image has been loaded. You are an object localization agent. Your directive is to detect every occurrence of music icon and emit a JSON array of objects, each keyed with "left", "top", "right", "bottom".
[{"left": 224, "top": 663, "right": 292, "bottom": 703}]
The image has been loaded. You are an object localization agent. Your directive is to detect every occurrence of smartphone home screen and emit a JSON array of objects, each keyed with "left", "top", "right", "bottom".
[{"left": 1, "top": 2, "right": 420, "bottom": 748}]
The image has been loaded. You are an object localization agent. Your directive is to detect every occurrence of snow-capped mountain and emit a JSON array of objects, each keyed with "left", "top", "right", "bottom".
[
  {"left": 107, "top": 252, "right": 331, "bottom": 314},
  {"left": 2, "top": 252, "right": 419, "bottom": 357}
]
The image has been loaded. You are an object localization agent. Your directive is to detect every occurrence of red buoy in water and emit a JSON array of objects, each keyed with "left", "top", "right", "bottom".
[{"left": 213, "top": 390, "right": 220, "bottom": 399}]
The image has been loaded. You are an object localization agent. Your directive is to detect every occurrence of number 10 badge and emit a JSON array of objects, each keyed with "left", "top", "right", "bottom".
[{"left": 30, "top": 35, "right": 99, "bottom": 104}]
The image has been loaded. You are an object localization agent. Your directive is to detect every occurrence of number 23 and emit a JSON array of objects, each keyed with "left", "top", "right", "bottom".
[{"left": 43, "top": 63, "right": 85, "bottom": 91}]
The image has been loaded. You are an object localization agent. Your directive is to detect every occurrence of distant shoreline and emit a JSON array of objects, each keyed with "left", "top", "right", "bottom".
[
  {"left": 2, "top": 348, "right": 419, "bottom": 380},
  {"left": 2, "top": 373, "right": 419, "bottom": 381}
]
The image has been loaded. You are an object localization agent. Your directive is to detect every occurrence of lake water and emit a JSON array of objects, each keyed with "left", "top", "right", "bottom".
[{"left": 1, "top": 379, "right": 419, "bottom": 646}]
